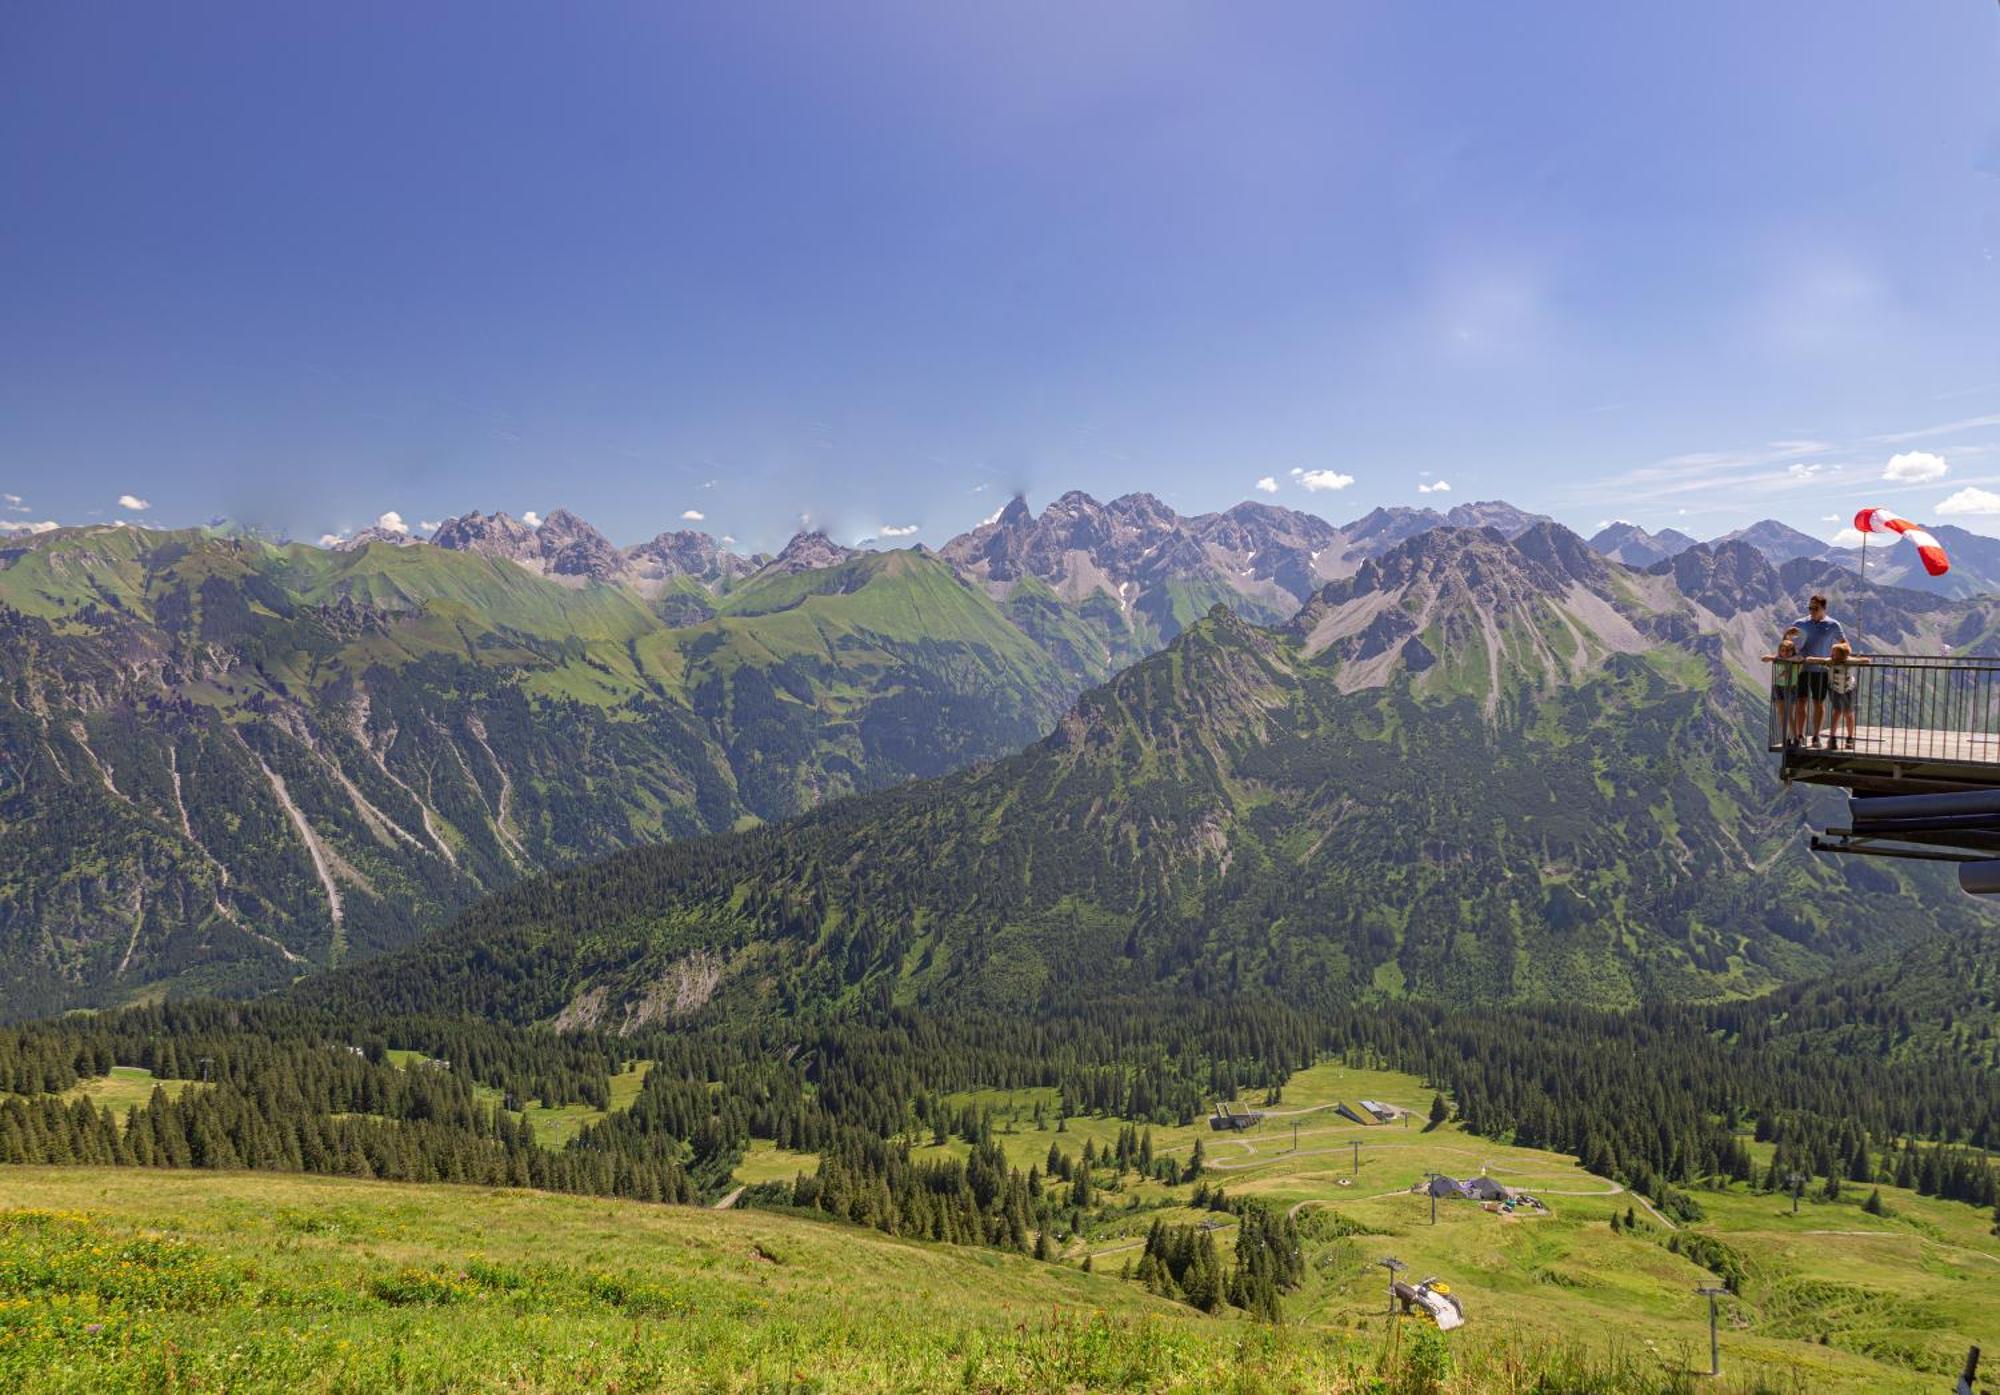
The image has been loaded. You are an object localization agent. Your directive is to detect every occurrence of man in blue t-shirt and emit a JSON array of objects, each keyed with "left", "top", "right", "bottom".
[{"left": 1788, "top": 593, "right": 1847, "bottom": 746}]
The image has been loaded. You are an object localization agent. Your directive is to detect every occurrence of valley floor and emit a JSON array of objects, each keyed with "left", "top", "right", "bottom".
[
  {"left": 745, "top": 1062, "right": 1998, "bottom": 1394},
  {"left": 2, "top": 1062, "right": 1992, "bottom": 1392}
]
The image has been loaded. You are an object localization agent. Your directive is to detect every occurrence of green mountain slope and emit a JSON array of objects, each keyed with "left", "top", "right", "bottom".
[
  {"left": 0, "top": 528, "right": 1083, "bottom": 1017},
  {"left": 314, "top": 524, "right": 1998, "bottom": 1027}
]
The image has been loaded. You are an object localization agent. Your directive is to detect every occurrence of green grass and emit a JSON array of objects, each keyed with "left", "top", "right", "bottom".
[
  {"left": 56, "top": 1067, "right": 194, "bottom": 1116},
  {"left": 733, "top": 1139, "right": 821, "bottom": 1188},
  {"left": 514, "top": 1060, "right": 653, "bottom": 1148},
  {"left": 905, "top": 1063, "right": 1997, "bottom": 1394},
  {"left": 0, "top": 1166, "right": 1839, "bottom": 1394},
  {"left": 380, "top": 1053, "right": 654, "bottom": 1149}
]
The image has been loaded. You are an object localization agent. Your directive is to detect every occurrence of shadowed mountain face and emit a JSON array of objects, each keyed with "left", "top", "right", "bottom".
[
  {"left": 306, "top": 522, "right": 2000, "bottom": 1032},
  {"left": 0, "top": 530, "right": 1079, "bottom": 1017}
]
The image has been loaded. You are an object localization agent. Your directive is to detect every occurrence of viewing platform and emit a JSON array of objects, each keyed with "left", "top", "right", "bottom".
[{"left": 1771, "top": 654, "right": 2000, "bottom": 892}]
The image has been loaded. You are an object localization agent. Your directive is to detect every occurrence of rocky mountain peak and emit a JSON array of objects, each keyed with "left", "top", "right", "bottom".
[
  {"left": 1510, "top": 520, "right": 1611, "bottom": 591},
  {"left": 1442, "top": 500, "right": 1553, "bottom": 538},
  {"left": 1713, "top": 519, "right": 1839, "bottom": 567},
  {"left": 1342, "top": 505, "right": 1447, "bottom": 554},
  {"left": 531, "top": 509, "right": 623, "bottom": 581},
  {"left": 623, "top": 529, "right": 761, "bottom": 586},
  {"left": 428, "top": 508, "right": 625, "bottom": 582},
  {"left": 762, "top": 530, "right": 857, "bottom": 575},
  {"left": 1659, "top": 540, "right": 1782, "bottom": 619},
  {"left": 1587, "top": 520, "right": 1699, "bottom": 567},
  {"left": 428, "top": 510, "right": 541, "bottom": 559},
  {"left": 336, "top": 525, "right": 422, "bottom": 551}
]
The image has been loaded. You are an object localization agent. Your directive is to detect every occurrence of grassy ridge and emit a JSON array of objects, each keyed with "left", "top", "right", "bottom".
[{"left": 0, "top": 1167, "right": 1845, "bottom": 1394}]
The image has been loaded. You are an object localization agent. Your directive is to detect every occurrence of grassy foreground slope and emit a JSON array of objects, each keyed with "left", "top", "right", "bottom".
[{"left": 3, "top": 1167, "right": 1836, "bottom": 1395}]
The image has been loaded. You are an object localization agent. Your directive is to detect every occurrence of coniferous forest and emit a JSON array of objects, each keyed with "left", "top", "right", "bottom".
[{"left": 5, "top": 976, "right": 1995, "bottom": 1323}]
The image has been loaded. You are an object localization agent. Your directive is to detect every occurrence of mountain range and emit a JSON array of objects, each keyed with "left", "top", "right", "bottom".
[
  {"left": 307, "top": 519, "right": 2000, "bottom": 1030},
  {"left": 6, "top": 491, "right": 1999, "bottom": 1020}
]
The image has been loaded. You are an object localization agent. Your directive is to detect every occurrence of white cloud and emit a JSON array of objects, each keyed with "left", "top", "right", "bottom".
[
  {"left": 681, "top": 509, "right": 706, "bottom": 522},
  {"left": 317, "top": 532, "right": 346, "bottom": 547},
  {"left": 1417, "top": 480, "right": 1453, "bottom": 494},
  {"left": 522, "top": 510, "right": 543, "bottom": 528},
  {"left": 1293, "top": 469, "right": 1355, "bottom": 493},
  {"left": 1829, "top": 527, "right": 1866, "bottom": 548},
  {"left": 879, "top": 523, "right": 919, "bottom": 536},
  {"left": 419, "top": 520, "right": 441, "bottom": 533},
  {"left": 0, "top": 519, "right": 58, "bottom": 535},
  {"left": 117, "top": 493, "right": 150, "bottom": 511},
  {"left": 1934, "top": 486, "right": 2000, "bottom": 517},
  {"left": 1883, "top": 450, "right": 1948, "bottom": 483},
  {"left": 1786, "top": 462, "right": 1826, "bottom": 481},
  {"left": 721, "top": 534, "right": 736, "bottom": 544},
  {"left": 2, "top": 494, "right": 19, "bottom": 505},
  {"left": 1254, "top": 476, "right": 1278, "bottom": 494},
  {"left": 979, "top": 506, "right": 1005, "bottom": 526},
  {"left": 375, "top": 510, "right": 409, "bottom": 535}
]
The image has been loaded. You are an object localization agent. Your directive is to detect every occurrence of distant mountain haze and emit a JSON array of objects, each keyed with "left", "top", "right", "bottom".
[{"left": 1586, "top": 521, "right": 1700, "bottom": 568}]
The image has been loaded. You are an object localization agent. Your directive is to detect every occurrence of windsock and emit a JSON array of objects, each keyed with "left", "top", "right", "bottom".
[{"left": 1854, "top": 507, "right": 1951, "bottom": 577}]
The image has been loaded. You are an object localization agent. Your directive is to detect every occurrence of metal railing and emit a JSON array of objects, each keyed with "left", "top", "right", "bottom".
[{"left": 1765, "top": 654, "right": 2000, "bottom": 765}]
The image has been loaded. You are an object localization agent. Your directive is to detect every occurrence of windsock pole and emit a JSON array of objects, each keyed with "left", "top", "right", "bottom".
[{"left": 1856, "top": 527, "right": 1868, "bottom": 654}]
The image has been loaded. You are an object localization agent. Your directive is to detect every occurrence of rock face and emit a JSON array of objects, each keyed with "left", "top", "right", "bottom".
[
  {"left": 427, "top": 509, "right": 624, "bottom": 583},
  {"left": 427, "top": 510, "right": 544, "bottom": 563},
  {"left": 336, "top": 526, "right": 422, "bottom": 551},
  {"left": 532, "top": 510, "right": 624, "bottom": 581},
  {"left": 941, "top": 491, "right": 1347, "bottom": 623},
  {"left": 1661, "top": 540, "right": 1783, "bottom": 620},
  {"left": 1441, "top": 500, "right": 1553, "bottom": 538},
  {"left": 623, "top": 530, "right": 763, "bottom": 587},
  {"left": 755, "top": 531, "right": 858, "bottom": 577}
]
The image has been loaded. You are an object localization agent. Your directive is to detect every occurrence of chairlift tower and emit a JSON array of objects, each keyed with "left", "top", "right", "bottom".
[
  {"left": 1377, "top": 1256, "right": 1406, "bottom": 1316},
  {"left": 1695, "top": 1284, "right": 1727, "bottom": 1377}
]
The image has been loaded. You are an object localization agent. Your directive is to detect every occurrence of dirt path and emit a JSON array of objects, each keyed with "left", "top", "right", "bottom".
[{"left": 711, "top": 1186, "right": 745, "bottom": 1211}]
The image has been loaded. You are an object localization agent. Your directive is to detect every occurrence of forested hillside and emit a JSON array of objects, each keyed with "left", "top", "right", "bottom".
[
  {"left": 308, "top": 524, "right": 2000, "bottom": 1027},
  {"left": 8, "top": 502, "right": 1999, "bottom": 1021},
  {"left": 0, "top": 530, "right": 1081, "bottom": 1016}
]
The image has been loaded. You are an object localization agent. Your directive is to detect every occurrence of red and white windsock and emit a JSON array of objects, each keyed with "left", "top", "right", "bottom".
[{"left": 1854, "top": 507, "right": 1951, "bottom": 577}]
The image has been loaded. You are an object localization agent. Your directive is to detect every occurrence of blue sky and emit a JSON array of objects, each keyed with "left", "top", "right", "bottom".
[{"left": 4, "top": 2, "right": 1999, "bottom": 551}]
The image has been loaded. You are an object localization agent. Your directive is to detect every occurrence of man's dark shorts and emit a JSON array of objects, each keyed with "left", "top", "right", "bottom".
[{"left": 1800, "top": 669, "right": 1830, "bottom": 701}]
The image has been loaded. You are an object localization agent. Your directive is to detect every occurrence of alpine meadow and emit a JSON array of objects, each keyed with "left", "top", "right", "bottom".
[{"left": 4, "top": 6, "right": 1999, "bottom": 1394}]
